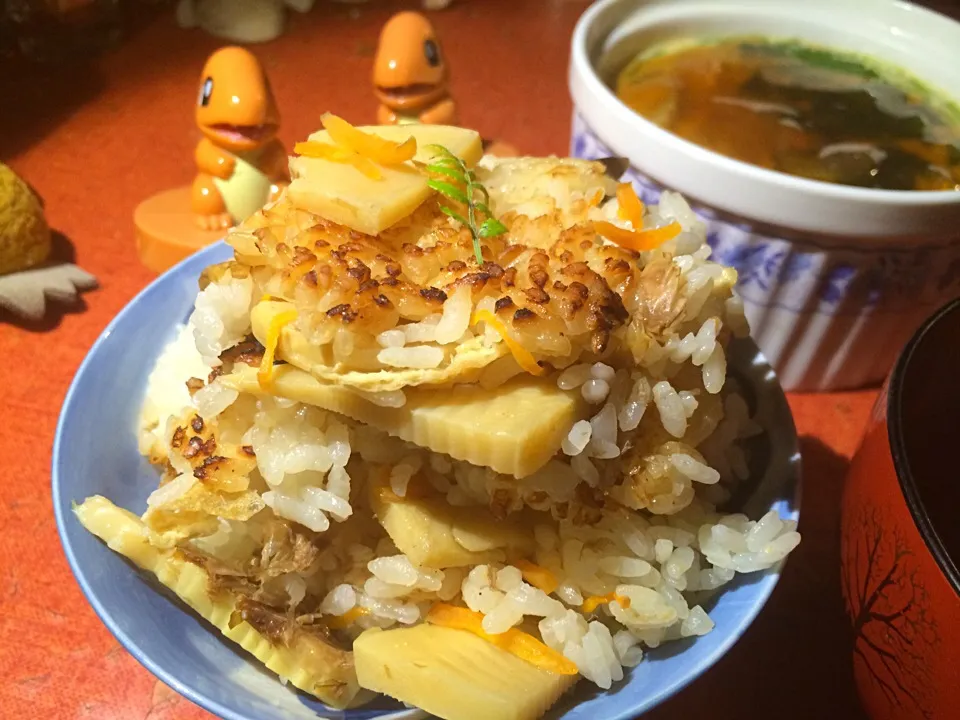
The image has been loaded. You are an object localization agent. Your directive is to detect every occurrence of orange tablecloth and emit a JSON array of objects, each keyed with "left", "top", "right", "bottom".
[{"left": 0, "top": 2, "right": 886, "bottom": 717}]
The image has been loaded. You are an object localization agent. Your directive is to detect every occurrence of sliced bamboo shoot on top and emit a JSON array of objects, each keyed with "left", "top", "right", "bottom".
[{"left": 288, "top": 124, "right": 483, "bottom": 236}]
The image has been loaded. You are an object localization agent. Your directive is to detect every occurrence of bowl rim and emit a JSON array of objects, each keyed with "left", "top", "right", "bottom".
[
  {"left": 569, "top": 0, "right": 960, "bottom": 235},
  {"left": 51, "top": 241, "right": 265, "bottom": 720},
  {"left": 887, "top": 295, "right": 960, "bottom": 596},
  {"left": 52, "top": 242, "right": 803, "bottom": 720}
]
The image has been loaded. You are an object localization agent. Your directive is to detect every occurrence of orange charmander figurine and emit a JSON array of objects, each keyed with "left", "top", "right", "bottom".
[
  {"left": 373, "top": 11, "right": 457, "bottom": 126},
  {"left": 134, "top": 46, "right": 289, "bottom": 274},
  {"left": 192, "top": 46, "right": 288, "bottom": 230}
]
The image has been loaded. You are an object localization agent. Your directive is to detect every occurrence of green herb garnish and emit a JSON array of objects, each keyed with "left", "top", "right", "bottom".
[{"left": 424, "top": 144, "right": 507, "bottom": 265}]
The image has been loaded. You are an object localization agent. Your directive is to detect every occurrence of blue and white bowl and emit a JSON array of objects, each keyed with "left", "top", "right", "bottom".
[
  {"left": 54, "top": 242, "right": 800, "bottom": 720},
  {"left": 570, "top": 0, "right": 960, "bottom": 391}
]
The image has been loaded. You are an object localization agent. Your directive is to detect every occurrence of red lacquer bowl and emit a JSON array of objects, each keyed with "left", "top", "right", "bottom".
[{"left": 842, "top": 297, "right": 960, "bottom": 720}]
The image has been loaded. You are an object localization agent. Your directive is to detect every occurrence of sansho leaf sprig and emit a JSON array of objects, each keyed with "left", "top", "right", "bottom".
[{"left": 423, "top": 144, "right": 507, "bottom": 265}]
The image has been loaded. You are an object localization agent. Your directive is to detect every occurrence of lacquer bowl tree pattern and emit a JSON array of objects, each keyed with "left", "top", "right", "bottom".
[
  {"left": 841, "top": 502, "right": 939, "bottom": 718},
  {"left": 841, "top": 299, "right": 960, "bottom": 720}
]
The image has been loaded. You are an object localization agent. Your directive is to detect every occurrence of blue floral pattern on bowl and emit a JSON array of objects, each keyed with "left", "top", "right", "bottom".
[{"left": 571, "top": 110, "right": 960, "bottom": 390}]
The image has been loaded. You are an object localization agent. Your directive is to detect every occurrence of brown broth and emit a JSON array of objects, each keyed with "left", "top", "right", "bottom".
[{"left": 615, "top": 38, "right": 960, "bottom": 191}]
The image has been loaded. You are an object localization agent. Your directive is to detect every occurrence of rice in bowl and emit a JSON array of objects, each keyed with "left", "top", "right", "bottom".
[{"left": 75, "top": 122, "right": 799, "bottom": 720}]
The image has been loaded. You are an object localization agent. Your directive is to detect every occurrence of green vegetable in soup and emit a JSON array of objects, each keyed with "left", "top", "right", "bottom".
[{"left": 615, "top": 36, "right": 960, "bottom": 191}]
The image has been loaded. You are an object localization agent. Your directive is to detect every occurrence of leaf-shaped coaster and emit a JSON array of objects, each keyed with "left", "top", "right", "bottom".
[{"left": 0, "top": 264, "right": 97, "bottom": 322}]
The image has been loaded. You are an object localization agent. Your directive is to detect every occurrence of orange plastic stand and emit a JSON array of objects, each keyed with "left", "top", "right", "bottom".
[{"left": 134, "top": 186, "right": 226, "bottom": 274}]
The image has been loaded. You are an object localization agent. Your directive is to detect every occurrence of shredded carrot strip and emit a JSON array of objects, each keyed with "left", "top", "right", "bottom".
[
  {"left": 587, "top": 188, "right": 605, "bottom": 208},
  {"left": 321, "top": 112, "right": 417, "bottom": 165},
  {"left": 470, "top": 309, "right": 544, "bottom": 376},
  {"left": 581, "top": 592, "right": 631, "bottom": 614},
  {"left": 344, "top": 155, "right": 383, "bottom": 181},
  {"left": 593, "top": 220, "right": 681, "bottom": 253},
  {"left": 295, "top": 111, "right": 419, "bottom": 178},
  {"left": 325, "top": 606, "right": 369, "bottom": 630},
  {"left": 257, "top": 307, "right": 298, "bottom": 388},
  {"left": 426, "top": 604, "right": 578, "bottom": 676},
  {"left": 615, "top": 182, "right": 645, "bottom": 227},
  {"left": 514, "top": 560, "right": 559, "bottom": 595},
  {"left": 293, "top": 140, "right": 383, "bottom": 180},
  {"left": 293, "top": 140, "right": 346, "bottom": 160}
]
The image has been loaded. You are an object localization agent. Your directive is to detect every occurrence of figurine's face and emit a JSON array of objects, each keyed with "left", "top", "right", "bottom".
[
  {"left": 195, "top": 46, "right": 279, "bottom": 153},
  {"left": 373, "top": 12, "right": 448, "bottom": 113}
]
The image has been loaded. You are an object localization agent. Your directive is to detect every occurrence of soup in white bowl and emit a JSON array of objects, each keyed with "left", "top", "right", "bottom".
[{"left": 569, "top": 0, "right": 960, "bottom": 391}]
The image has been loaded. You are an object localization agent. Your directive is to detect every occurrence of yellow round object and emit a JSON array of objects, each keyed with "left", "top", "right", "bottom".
[{"left": 0, "top": 163, "right": 51, "bottom": 275}]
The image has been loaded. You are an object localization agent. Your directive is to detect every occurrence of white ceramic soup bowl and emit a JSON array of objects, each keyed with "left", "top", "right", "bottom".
[{"left": 569, "top": 0, "right": 960, "bottom": 391}]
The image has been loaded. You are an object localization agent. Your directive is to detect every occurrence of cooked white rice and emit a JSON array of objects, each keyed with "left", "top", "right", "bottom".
[{"left": 130, "top": 179, "right": 799, "bottom": 703}]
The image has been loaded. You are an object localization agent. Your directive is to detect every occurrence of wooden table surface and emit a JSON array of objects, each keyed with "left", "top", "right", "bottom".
[{"left": 5, "top": 0, "right": 936, "bottom": 716}]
